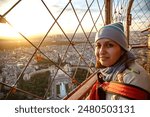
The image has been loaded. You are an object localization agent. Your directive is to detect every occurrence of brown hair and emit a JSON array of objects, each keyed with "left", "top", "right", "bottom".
[{"left": 95, "top": 57, "right": 102, "bottom": 68}]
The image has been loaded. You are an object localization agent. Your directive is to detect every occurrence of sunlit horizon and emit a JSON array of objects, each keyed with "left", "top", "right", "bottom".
[
  {"left": 0, "top": 0, "right": 67, "bottom": 40},
  {"left": 0, "top": 0, "right": 103, "bottom": 41}
]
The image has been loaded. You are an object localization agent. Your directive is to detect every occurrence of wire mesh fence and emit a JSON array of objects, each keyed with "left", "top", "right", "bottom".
[
  {"left": 0, "top": 0, "right": 149, "bottom": 100},
  {"left": 129, "top": 0, "right": 150, "bottom": 72}
]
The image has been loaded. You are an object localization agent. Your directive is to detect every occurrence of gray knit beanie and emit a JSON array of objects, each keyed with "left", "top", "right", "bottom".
[{"left": 95, "top": 22, "right": 128, "bottom": 51}]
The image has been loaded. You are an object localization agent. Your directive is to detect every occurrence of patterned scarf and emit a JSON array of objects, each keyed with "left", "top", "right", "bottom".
[{"left": 99, "top": 51, "right": 136, "bottom": 82}]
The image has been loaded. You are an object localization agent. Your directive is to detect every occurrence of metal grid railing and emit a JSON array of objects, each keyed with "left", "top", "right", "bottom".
[
  {"left": 112, "top": 0, "right": 129, "bottom": 23},
  {"left": 129, "top": 0, "right": 150, "bottom": 71},
  {"left": 130, "top": 0, "right": 150, "bottom": 44},
  {"left": 0, "top": 0, "right": 105, "bottom": 99}
]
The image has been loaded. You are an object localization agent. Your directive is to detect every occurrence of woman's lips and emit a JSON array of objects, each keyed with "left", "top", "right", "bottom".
[{"left": 99, "top": 56, "right": 109, "bottom": 60}]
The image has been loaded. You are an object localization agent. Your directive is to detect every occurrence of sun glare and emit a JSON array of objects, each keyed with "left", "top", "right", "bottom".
[
  {"left": 0, "top": 23, "right": 21, "bottom": 39},
  {"left": 0, "top": 0, "right": 60, "bottom": 40},
  {"left": 0, "top": 0, "right": 101, "bottom": 40}
]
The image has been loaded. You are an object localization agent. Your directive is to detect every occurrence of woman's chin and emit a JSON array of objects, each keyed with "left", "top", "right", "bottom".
[{"left": 100, "top": 62, "right": 112, "bottom": 67}]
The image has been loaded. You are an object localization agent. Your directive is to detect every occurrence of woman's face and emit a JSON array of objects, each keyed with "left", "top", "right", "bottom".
[{"left": 95, "top": 39, "right": 122, "bottom": 67}]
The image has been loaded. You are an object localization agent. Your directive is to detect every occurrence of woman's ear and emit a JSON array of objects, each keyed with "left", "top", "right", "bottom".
[{"left": 121, "top": 50, "right": 125, "bottom": 56}]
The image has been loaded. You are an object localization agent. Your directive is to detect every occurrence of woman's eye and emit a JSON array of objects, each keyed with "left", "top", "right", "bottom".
[
  {"left": 95, "top": 42, "right": 115, "bottom": 48},
  {"left": 95, "top": 44, "right": 101, "bottom": 48},
  {"left": 107, "top": 43, "right": 114, "bottom": 48}
]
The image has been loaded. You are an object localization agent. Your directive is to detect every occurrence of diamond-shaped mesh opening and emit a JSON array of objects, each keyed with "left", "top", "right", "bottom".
[{"left": 0, "top": 0, "right": 149, "bottom": 100}]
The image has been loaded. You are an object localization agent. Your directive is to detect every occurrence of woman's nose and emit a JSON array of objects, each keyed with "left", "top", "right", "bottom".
[{"left": 99, "top": 46, "right": 105, "bottom": 54}]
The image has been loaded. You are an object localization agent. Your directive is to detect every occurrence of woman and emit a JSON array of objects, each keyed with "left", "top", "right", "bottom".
[{"left": 87, "top": 22, "right": 150, "bottom": 100}]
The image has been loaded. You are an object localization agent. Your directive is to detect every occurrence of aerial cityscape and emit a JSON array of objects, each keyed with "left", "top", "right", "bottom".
[{"left": 0, "top": 33, "right": 96, "bottom": 99}]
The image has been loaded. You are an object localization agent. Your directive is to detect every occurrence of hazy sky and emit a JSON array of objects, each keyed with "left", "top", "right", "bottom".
[
  {"left": 0, "top": 0, "right": 149, "bottom": 40},
  {"left": 0, "top": 0, "right": 104, "bottom": 40}
]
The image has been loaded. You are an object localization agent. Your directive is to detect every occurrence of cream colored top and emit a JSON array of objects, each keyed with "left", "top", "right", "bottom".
[{"left": 106, "top": 62, "right": 150, "bottom": 100}]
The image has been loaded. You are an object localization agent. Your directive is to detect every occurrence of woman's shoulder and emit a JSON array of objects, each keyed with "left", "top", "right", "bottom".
[
  {"left": 124, "top": 62, "right": 148, "bottom": 77},
  {"left": 123, "top": 62, "right": 150, "bottom": 92}
]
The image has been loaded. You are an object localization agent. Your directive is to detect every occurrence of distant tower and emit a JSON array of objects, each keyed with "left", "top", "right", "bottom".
[{"left": 59, "top": 82, "right": 67, "bottom": 98}]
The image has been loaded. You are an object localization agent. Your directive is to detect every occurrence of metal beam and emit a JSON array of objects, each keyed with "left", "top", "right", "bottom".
[
  {"left": 126, "top": 0, "right": 134, "bottom": 44},
  {"left": 105, "top": 0, "right": 112, "bottom": 24}
]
